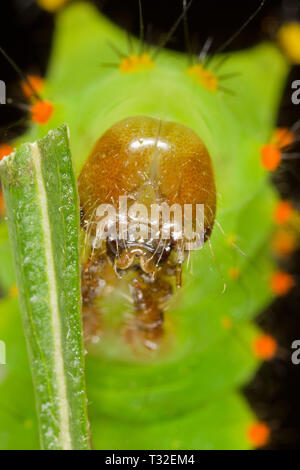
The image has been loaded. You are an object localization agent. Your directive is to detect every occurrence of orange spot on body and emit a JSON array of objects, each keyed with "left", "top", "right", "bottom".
[
  {"left": 272, "top": 230, "right": 297, "bottom": 257},
  {"left": 187, "top": 64, "right": 218, "bottom": 91},
  {"left": 270, "top": 270, "right": 294, "bottom": 296},
  {"left": 0, "top": 144, "right": 14, "bottom": 160},
  {"left": 9, "top": 284, "right": 18, "bottom": 298},
  {"left": 119, "top": 53, "right": 154, "bottom": 74},
  {"left": 274, "top": 201, "right": 294, "bottom": 225},
  {"left": 271, "top": 127, "right": 294, "bottom": 149},
  {"left": 21, "top": 75, "right": 44, "bottom": 99},
  {"left": 221, "top": 316, "right": 232, "bottom": 330},
  {"left": 253, "top": 334, "right": 277, "bottom": 360},
  {"left": 30, "top": 100, "right": 54, "bottom": 124},
  {"left": 228, "top": 267, "right": 240, "bottom": 280},
  {"left": 247, "top": 422, "right": 270, "bottom": 448},
  {"left": 260, "top": 144, "right": 281, "bottom": 171}
]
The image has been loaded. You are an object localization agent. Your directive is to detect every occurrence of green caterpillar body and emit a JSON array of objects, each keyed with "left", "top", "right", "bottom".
[{"left": 0, "top": 2, "right": 291, "bottom": 449}]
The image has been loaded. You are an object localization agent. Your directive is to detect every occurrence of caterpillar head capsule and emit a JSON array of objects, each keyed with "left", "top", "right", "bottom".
[
  {"left": 78, "top": 116, "right": 216, "bottom": 283},
  {"left": 78, "top": 116, "right": 216, "bottom": 278}
]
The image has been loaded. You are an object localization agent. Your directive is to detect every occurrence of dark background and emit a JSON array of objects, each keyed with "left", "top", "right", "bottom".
[{"left": 0, "top": 0, "right": 300, "bottom": 450}]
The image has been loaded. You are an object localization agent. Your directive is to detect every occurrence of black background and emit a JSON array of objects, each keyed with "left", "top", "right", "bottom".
[{"left": 0, "top": 0, "right": 300, "bottom": 450}]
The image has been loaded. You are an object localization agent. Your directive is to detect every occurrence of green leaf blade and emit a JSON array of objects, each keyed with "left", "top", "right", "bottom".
[{"left": 0, "top": 125, "right": 90, "bottom": 450}]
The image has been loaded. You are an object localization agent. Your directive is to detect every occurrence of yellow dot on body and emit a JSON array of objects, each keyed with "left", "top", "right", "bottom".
[
  {"left": 37, "top": 0, "right": 70, "bottom": 13},
  {"left": 278, "top": 22, "right": 300, "bottom": 64},
  {"left": 221, "top": 316, "right": 233, "bottom": 330},
  {"left": 226, "top": 234, "right": 237, "bottom": 248},
  {"left": 187, "top": 64, "right": 218, "bottom": 91},
  {"left": 119, "top": 53, "right": 154, "bottom": 74},
  {"left": 9, "top": 285, "right": 18, "bottom": 298},
  {"left": 228, "top": 267, "right": 241, "bottom": 280}
]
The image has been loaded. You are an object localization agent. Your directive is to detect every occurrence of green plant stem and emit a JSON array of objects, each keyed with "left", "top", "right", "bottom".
[{"left": 0, "top": 125, "right": 90, "bottom": 450}]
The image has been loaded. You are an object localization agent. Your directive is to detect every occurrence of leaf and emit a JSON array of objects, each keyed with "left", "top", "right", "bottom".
[{"left": 0, "top": 125, "right": 90, "bottom": 450}]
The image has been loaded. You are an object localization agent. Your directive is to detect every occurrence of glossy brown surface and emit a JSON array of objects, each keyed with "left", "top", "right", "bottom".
[
  {"left": 79, "top": 116, "right": 217, "bottom": 349},
  {"left": 78, "top": 115, "right": 216, "bottom": 240}
]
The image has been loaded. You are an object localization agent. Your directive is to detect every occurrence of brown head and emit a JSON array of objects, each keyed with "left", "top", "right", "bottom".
[{"left": 78, "top": 115, "right": 216, "bottom": 281}]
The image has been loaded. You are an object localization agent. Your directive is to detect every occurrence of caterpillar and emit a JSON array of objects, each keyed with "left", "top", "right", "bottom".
[
  {"left": 78, "top": 115, "right": 216, "bottom": 350},
  {"left": 0, "top": 0, "right": 300, "bottom": 450}
]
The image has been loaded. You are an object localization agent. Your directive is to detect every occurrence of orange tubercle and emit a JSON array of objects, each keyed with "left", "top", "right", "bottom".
[
  {"left": 221, "top": 316, "right": 232, "bottom": 330},
  {"left": 247, "top": 422, "right": 270, "bottom": 448},
  {"left": 272, "top": 230, "right": 297, "bottom": 257},
  {"left": 9, "top": 284, "right": 18, "bottom": 298},
  {"left": 187, "top": 64, "right": 218, "bottom": 91},
  {"left": 271, "top": 127, "right": 294, "bottom": 149},
  {"left": 119, "top": 53, "right": 154, "bottom": 74},
  {"left": 253, "top": 334, "right": 277, "bottom": 360},
  {"left": 260, "top": 144, "right": 281, "bottom": 171},
  {"left": 270, "top": 270, "right": 295, "bottom": 296},
  {"left": 228, "top": 267, "right": 240, "bottom": 280},
  {"left": 21, "top": 75, "right": 44, "bottom": 99},
  {"left": 0, "top": 143, "right": 14, "bottom": 160},
  {"left": 30, "top": 100, "right": 54, "bottom": 124},
  {"left": 273, "top": 201, "right": 294, "bottom": 225}
]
